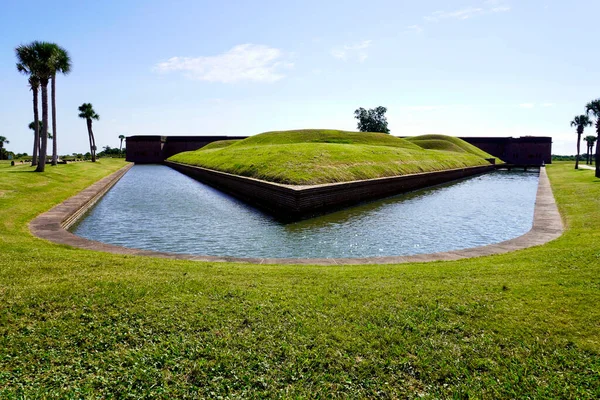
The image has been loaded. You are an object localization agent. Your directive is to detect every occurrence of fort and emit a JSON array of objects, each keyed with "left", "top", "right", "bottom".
[
  {"left": 125, "top": 135, "right": 553, "bottom": 166},
  {"left": 125, "top": 134, "right": 553, "bottom": 216}
]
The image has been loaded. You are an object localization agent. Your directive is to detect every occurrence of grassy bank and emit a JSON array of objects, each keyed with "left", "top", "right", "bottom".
[
  {"left": 0, "top": 160, "right": 599, "bottom": 397},
  {"left": 406, "top": 134, "right": 499, "bottom": 161},
  {"left": 169, "top": 130, "right": 495, "bottom": 185}
]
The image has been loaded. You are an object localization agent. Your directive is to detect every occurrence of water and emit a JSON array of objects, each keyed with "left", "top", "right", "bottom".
[{"left": 71, "top": 164, "right": 539, "bottom": 259}]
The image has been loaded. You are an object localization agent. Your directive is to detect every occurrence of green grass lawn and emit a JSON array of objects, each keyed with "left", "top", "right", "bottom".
[
  {"left": 169, "top": 130, "right": 496, "bottom": 185},
  {"left": 0, "top": 160, "right": 599, "bottom": 398}
]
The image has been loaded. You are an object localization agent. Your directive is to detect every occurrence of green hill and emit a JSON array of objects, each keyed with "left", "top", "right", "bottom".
[
  {"left": 407, "top": 134, "right": 501, "bottom": 162},
  {"left": 168, "top": 130, "right": 496, "bottom": 185},
  {"left": 200, "top": 139, "right": 242, "bottom": 150},
  {"left": 236, "top": 129, "right": 423, "bottom": 150}
]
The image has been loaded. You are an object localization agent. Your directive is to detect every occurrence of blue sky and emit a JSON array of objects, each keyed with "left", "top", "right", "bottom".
[{"left": 1, "top": 0, "right": 599, "bottom": 155}]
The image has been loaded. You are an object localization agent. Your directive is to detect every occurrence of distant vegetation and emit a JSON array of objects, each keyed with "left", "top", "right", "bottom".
[
  {"left": 169, "top": 130, "right": 496, "bottom": 185},
  {"left": 0, "top": 136, "right": 9, "bottom": 160},
  {"left": 552, "top": 154, "right": 589, "bottom": 162}
]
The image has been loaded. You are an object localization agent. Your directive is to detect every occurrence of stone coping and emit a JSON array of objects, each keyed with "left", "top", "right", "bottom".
[
  {"left": 166, "top": 161, "right": 493, "bottom": 191},
  {"left": 165, "top": 161, "right": 495, "bottom": 216},
  {"left": 29, "top": 164, "right": 563, "bottom": 265}
]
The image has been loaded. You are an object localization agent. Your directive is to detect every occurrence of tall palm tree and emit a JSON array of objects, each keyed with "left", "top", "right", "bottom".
[
  {"left": 17, "top": 41, "right": 56, "bottom": 172},
  {"left": 584, "top": 135, "right": 597, "bottom": 165},
  {"left": 15, "top": 44, "right": 41, "bottom": 166},
  {"left": 49, "top": 45, "right": 71, "bottom": 166},
  {"left": 0, "top": 136, "right": 9, "bottom": 160},
  {"left": 118, "top": 134, "right": 125, "bottom": 153},
  {"left": 585, "top": 99, "right": 600, "bottom": 178},
  {"left": 570, "top": 115, "right": 592, "bottom": 169},
  {"left": 78, "top": 103, "right": 99, "bottom": 162}
]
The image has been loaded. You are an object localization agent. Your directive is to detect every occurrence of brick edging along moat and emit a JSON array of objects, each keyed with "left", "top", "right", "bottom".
[{"left": 29, "top": 163, "right": 564, "bottom": 265}]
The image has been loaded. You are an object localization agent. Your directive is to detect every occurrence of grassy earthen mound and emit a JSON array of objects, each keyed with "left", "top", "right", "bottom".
[
  {"left": 168, "top": 130, "right": 496, "bottom": 185},
  {"left": 407, "top": 134, "right": 501, "bottom": 162}
]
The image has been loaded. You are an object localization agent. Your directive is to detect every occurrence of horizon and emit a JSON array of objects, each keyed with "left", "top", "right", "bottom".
[{"left": 1, "top": 0, "right": 599, "bottom": 156}]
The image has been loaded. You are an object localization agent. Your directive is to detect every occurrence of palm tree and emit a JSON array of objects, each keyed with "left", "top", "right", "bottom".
[
  {"left": 0, "top": 136, "right": 9, "bottom": 160},
  {"left": 16, "top": 42, "right": 56, "bottom": 172},
  {"left": 78, "top": 103, "right": 99, "bottom": 162},
  {"left": 29, "top": 122, "right": 53, "bottom": 153},
  {"left": 570, "top": 115, "right": 592, "bottom": 169},
  {"left": 15, "top": 44, "right": 41, "bottom": 166},
  {"left": 49, "top": 45, "right": 71, "bottom": 166},
  {"left": 118, "top": 134, "right": 125, "bottom": 153},
  {"left": 585, "top": 99, "right": 600, "bottom": 178},
  {"left": 584, "top": 135, "right": 597, "bottom": 165}
]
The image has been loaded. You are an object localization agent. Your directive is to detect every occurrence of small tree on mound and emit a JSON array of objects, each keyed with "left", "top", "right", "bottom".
[{"left": 354, "top": 106, "right": 390, "bottom": 134}]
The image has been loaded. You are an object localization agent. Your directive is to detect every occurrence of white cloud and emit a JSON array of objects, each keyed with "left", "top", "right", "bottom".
[
  {"left": 541, "top": 103, "right": 555, "bottom": 107},
  {"left": 425, "top": 7, "right": 485, "bottom": 22},
  {"left": 485, "top": 0, "right": 512, "bottom": 11},
  {"left": 425, "top": 1, "right": 510, "bottom": 22},
  {"left": 331, "top": 40, "right": 372, "bottom": 62},
  {"left": 154, "top": 44, "right": 293, "bottom": 83},
  {"left": 406, "top": 24, "right": 424, "bottom": 33},
  {"left": 519, "top": 103, "right": 535, "bottom": 109}
]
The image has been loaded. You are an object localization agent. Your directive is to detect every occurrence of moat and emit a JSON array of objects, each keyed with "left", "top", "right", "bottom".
[{"left": 71, "top": 164, "right": 540, "bottom": 259}]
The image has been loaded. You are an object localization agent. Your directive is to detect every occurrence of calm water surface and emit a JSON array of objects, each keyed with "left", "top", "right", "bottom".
[{"left": 72, "top": 165, "right": 539, "bottom": 258}]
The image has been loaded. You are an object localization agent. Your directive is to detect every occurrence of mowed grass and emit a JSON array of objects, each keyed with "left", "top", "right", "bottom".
[
  {"left": 169, "top": 130, "right": 495, "bottom": 185},
  {"left": 201, "top": 139, "right": 242, "bottom": 150},
  {"left": 0, "top": 160, "right": 599, "bottom": 397},
  {"left": 407, "top": 134, "right": 502, "bottom": 163}
]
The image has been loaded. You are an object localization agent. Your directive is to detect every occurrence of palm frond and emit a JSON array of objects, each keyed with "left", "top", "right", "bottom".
[
  {"left": 585, "top": 99, "right": 600, "bottom": 118},
  {"left": 78, "top": 103, "right": 99, "bottom": 120}
]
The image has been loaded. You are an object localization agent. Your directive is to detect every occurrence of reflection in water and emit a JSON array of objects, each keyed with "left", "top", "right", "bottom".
[{"left": 72, "top": 165, "right": 539, "bottom": 258}]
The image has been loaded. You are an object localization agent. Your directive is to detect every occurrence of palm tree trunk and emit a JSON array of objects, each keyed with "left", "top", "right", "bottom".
[
  {"left": 92, "top": 129, "right": 97, "bottom": 162},
  {"left": 51, "top": 75, "right": 58, "bottom": 166},
  {"left": 91, "top": 126, "right": 97, "bottom": 162},
  {"left": 86, "top": 119, "right": 94, "bottom": 161},
  {"left": 36, "top": 83, "right": 49, "bottom": 172},
  {"left": 86, "top": 118, "right": 97, "bottom": 162},
  {"left": 596, "top": 140, "right": 600, "bottom": 178},
  {"left": 596, "top": 124, "right": 600, "bottom": 178},
  {"left": 32, "top": 88, "right": 40, "bottom": 166},
  {"left": 575, "top": 132, "right": 581, "bottom": 169},
  {"left": 119, "top": 139, "right": 123, "bottom": 152}
]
